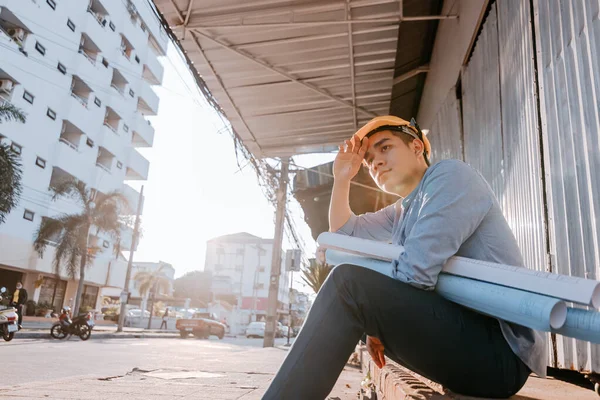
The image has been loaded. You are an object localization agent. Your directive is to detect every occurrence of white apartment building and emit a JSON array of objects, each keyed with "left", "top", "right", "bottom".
[
  {"left": 204, "top": 233, "right": 291, "bottom": 330},
  {"left": 0, "top": 0, "right": 167, "bottom": 312}
]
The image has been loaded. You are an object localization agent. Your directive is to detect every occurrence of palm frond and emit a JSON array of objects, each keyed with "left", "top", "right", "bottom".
[
  {"left": 95, "top": 190, "right": 128, "bottom": 212},
  {"left": 301, "top": 259, "right": 333, "bottom": 294},
  {"left": 0, "top": 143, "right": 23, "bottom": 224},
  {"left": 33, "top": 217, "right": 65, "bottom": 255},
  {"left": 50, "top": 179, "right": 90, "bottom": 209},
  {"left": 0, "top": 103, "right": 26, "bottom": 123}
]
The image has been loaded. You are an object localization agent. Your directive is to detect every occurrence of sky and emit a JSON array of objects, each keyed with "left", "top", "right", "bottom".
[{"left": 126, "top": 43, "right": 336, "bottom": 293}]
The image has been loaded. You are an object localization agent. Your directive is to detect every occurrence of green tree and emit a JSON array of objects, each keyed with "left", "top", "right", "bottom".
[
  {"left": 0, "top": 102, "right": 26, "bottom": 224},
  {"left": 33, "top": 179, "right": 127, "bottom": 315},
  {"left": 301, "top": 258, "right": 333, "bottom": 294},
  {"left": 173, "top": 270, "right": 212, "bottom": 306},
  {"left": 134, "top": 264, "right": 171, "bottom": 329}
]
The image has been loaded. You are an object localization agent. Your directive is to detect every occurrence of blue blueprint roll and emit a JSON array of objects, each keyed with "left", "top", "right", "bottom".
[
  {"left": 326, "top": 249, "right": 567, "bottom": 332},
  {"left": 552, "top": 308, "right": 600, "bottom": 344}
]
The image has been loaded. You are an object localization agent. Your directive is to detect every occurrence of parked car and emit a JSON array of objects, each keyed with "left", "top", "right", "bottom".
[
  {"left": 246, "top": 321, "right": 266, "bottom": 338},
  {"left": 124, "top": 308, "right": 150, "bottom": 327},
  {"left": 176, "top": 312, "right": 225, "bottom": 339}
]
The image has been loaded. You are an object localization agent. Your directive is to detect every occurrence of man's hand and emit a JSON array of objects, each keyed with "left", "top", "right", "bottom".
[
  {"left": 333, "top": 134, "right": 368, "bottom": 182},
  {"left": 366, "top": 335, "right": 386, "bottom": 369}
]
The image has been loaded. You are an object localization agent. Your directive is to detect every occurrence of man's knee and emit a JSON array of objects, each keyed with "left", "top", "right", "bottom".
[{"left": 327, "top": 263, "right": 375, "bottom": 291}]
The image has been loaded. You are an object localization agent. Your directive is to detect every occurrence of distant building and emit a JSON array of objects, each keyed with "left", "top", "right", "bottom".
[{"left": 204, "top": 232, "right": 291, "bottom": 333}]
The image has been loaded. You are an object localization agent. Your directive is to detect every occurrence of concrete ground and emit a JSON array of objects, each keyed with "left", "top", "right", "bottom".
[{"left": 0, "top": 337, "right": 364, "bottom": 399}]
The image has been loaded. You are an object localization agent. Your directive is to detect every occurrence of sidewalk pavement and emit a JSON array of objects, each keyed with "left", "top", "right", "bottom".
[
  {"left": 361, "top": 348, "right": 598, "bottom": 400},
  {"left": 0, "top": 343, "right": 364, "bottom": 399}
]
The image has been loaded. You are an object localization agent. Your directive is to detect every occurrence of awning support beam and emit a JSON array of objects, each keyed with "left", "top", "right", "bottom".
[
  {"left": 190, "top": 28, "right": 378, "bottom": 118},
  {"left": 393, "top": 65, "right": 429, "bottom": 86},
  {"left": 181, "top": 15, "right": 457, "bottom": 29}
]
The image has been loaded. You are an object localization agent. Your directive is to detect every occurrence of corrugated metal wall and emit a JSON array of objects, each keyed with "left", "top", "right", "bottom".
[
  {"left": 462, "top": 0, "right": 548, "bottom": 273},
  {"left": 462, "top": 6, "right": 505, "bottom": 200},
  {"left": 533, "top": 0, "right": 600, "bottom": 373},
  {"left": 427, "top": 89, "right": 463, "bottom": 162},
  {"left": 496, "top": 0, "right": 548, "bottom": 274}
]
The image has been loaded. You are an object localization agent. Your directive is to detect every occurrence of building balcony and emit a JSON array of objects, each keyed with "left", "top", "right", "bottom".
[
  {"left": 64, "top": 94, "right": 98, "bottom": 138},
  {"left": 131, "top": 112, "right": 154, "bottom": 147},
  {"left": 99, "top": 123, "right": 125, "bottom": 161},
  {"left": 143, "top": 53, "right": 164, "bottom": 85},
  {"left": 121, "top": 12, "right": 148, "bottom": 58},
  {"left": 122, "top": 183, "right": 143, "bottom": 215},
  {"left": 137, "top": 80, "right": 159, "bottom": 116},
  {"left": 125, "top": 148, "right": 149, "bottom": 180},
  {"left": 52, "top": 139, "right": 94, "bottom": 183}
]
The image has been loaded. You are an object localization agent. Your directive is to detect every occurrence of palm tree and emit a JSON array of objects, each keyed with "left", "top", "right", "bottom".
[
  {"left": 0, "top": 102, "right": 26, "bottom": 224},
  {"left": 301, "top": 258, "right": 333, "bottom": 294},
  {"left": 33, "top": 179, "right": 127, "bottom": 315},
  {"left": 134, "top": 264, "right": 171, "bottom": 329}
]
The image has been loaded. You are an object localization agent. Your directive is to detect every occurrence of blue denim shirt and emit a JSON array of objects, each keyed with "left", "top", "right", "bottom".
[{"left": 337, "top": 159, "right": 547, "bottom": 377}]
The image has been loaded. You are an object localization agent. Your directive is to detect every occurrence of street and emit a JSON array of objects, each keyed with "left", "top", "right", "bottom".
[{"left": 0, "top": 337, "right": 363, "bottom": 399}]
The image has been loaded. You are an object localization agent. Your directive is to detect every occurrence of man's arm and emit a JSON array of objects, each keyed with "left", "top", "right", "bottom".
[
  {"left": 329, "top": 178, "right": 353, "bottom": 232},
  {"left": 394, "top": 161, "right": 494, "bottom": 289},
  {"left": 328, "top": 134, "right": 395, "bottom": 241}
]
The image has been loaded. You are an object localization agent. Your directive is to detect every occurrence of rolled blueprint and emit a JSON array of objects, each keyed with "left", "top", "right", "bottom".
[
  {"left": 325, "top": 249, "right": 568, "bottom": 331},
  {"left": 318, "top": 232, "right": 600, "bottom": 308},
  {"left": 551, "top": 308, "right": 600, "bottom": 344}
]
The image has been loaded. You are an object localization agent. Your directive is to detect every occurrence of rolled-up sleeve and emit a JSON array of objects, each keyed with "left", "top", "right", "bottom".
[
  {"left": 394, "top": 161, "right": 494, "bottom": 290},
  {"left": 335, "top": 202, "right": 396, "bottom": 242}
]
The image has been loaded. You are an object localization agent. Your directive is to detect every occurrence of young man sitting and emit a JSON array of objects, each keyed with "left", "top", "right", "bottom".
[{"left": 262, "top": 116, "right": 546, "bottom": 399}]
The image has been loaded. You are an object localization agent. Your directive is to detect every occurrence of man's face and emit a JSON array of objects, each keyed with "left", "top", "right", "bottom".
[
  {"left": 363, "top": 130, "right": 422, "bottom": 194},
  {"left": 16, "top": 283, "right": 22, "bottom": 290}
]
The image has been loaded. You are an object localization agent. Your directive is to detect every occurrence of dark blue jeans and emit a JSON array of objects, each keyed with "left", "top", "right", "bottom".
[{"left": 263, "top": 264, "right": 530, "bottom": 399}]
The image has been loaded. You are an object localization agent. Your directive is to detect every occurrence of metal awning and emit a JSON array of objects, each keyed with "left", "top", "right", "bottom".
[{"left": 153, "top": 0, "right": 450, "bottom": 158}]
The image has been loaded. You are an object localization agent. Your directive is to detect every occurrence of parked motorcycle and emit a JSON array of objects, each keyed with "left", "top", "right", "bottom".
[
  {"left": 0, "top": 287, "right": 18, "bottom": 342},
  {"left": 50, "top": 307, "right": 94, "bottom": 340}
]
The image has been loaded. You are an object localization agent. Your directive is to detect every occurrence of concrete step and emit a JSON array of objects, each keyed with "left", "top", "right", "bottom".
[{"left": 360, "top": 349, "right": 598, "bottom": 400}]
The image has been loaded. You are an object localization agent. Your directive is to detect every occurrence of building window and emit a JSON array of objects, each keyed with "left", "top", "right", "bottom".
[
  {"left": 235, "top": 265, "right": 244, "bottom": 272},
  {"left": 134, "top": 55, "right": 140, "bottom": 64},
  {"left": 89, "top": 188, "right": 97, "bottom": 201},
  {"left": 258, "top": 267, "right": 265, "bottom": 272},
  {"left": 94, "top": 97, "right": 101, "bottom": 107},
  {"left": 101, "top": 58, "right": 109, "bottom": 68},
  {"left": 123, "top": 124, "right": 129, "bottom": 132},
  {"left": 116, "top": 161, "right": 123, "bottom": 169},
  {"left": 35, "top": 42, "right": 46, "bottom": 55},
  {"left": 47, "top": 0, "right": 56, "bottom": 10},
  {"left": 10, "top": 142, "right": 22, "bottom": 154},
  {"left": 102, "top": 240, "right": 110, "bottom": 248},
  {"left": 46, "top": 108, "right": 56, "bottom": 120},
  {"left": 129, "top": 89, "right": 135, "bottom": 97},
  {"left": 57, "top": 62, "right": 67, "bottom": 74},
  {"left": 35, "top": 157, "right": 46, "bottom": 169},
  {"left": 67, "top": 19, "right": 75, "bottom": 32},
  {"left": 215, "top": 264, "right": 223, "bottom": 271},
  {"left": 86, "top": 138, "right": 94, "bottom": 148},
  {"left": 109, "top": 21, "right": 116, "bottom": 31},
  {"left": 23, "top": 209, "right": 34, "bottom": 221},
  {"left": 23, "top": 91, "right": 34, "bottom": 104}
]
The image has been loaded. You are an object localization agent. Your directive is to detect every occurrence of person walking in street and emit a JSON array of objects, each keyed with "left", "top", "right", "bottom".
[
  {"left": 10, "top": 282, "right": 27, "bottom": 330},
  {"left": 160, "top": 307, "right": 169, "bottom": 330},
  {"left": 262, "top": 116, "right": 546, "bottom": 399}
]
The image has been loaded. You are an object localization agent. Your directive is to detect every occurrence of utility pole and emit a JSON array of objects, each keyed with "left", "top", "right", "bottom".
[
  {"left": 286, "top": 271, "right": 294, "bottom": 347},
  {"left": 116, "top": 185, "right": 144, "bottom": 333},
  {"left": 263, "top": 157, "right": 289, "bottom": 348}
]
